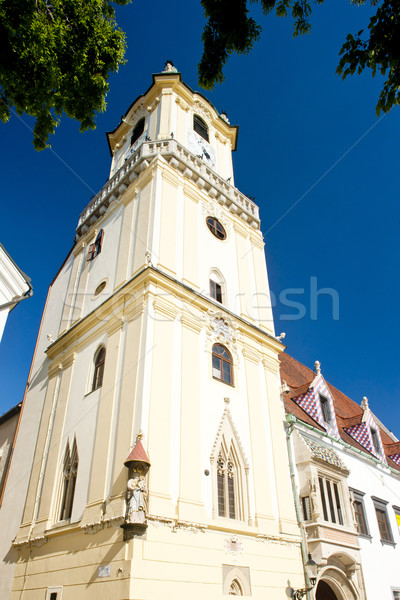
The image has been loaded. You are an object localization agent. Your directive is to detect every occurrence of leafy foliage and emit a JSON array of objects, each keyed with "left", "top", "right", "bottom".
[
  {"left": 0, "top": 0, "right": 129, "bottom": 150},
  {"left": 199, "top": 0, "right": 400, "bottom": 114}
]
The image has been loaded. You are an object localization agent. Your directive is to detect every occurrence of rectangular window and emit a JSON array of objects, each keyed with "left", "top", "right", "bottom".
[
  {"left": 46, "top": 588, "right": 63, "bottom": 600},
  {"left": 301, "top": 496, "right": 312, "bottom": 521},
  {"left": 370, "top": 428, "right": 381, "bottom": 453},
  {"left": 392, "top": 590, "right": 400, "bottom": 600},
  {"left": 210, "top": 280, "right": 222, "bottom": 303},
  {"left": 217, "top": 472, "right": 225, "bottom": 517},
  {"left": 319, "top": 394, "right": 332, "bottom": 424},
  {"left": 372, "top": 497, "right": 394, "bottom": 543},
  {"left": 319, "top": 476, "right": 344, "bottom": 525},
  {"left": 351, "top": 489, "right": 369, "bottom": 536}
]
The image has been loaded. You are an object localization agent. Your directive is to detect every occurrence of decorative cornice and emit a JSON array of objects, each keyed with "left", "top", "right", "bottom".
[
  {"left": 172, "top": 520, "right": 207, "bottom": 534},
  {"left": 180, "top": 311, "right": 203, "bottom": 333},
  {"left": 241, "top": 346, "right": 261, "bottom": 365},
  {"left": 146, "top": 515, "right": 207, "bottom": 534},
  {"left": 153, "top": 296, "right": 180, "bottom": 321},
  {"left": 256, "top": 533, "right": 300, "bottom": 548},
  {"left": 262, "top": 354, "right": 279, "bottom": 373},
  {"left": 105, "top": 317, "right": 124, "bottom": 337},
  {"left": 13, "top": 534, "right": 48, "bottom": 549},
  {"left": 76, "top": 139, "right": 259, "bottom": 238},
  {"left": 48, "top": 362, "right": 63, "bottom": 379},
  {"left": 175, "top": 97, "right": 190, "bottom": 112},
  {"left": 81, "top": 515, "right": 124, "bottom": 535}
]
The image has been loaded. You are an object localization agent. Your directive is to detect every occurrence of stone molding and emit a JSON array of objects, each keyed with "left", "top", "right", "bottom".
[
  {"left": 147, "top": 514, "right": 207, "bottom": 534},
  {"left": 76, "top": 138, "right": 259, "bottom": 238},
  {"left": 80, "top": 515, "right": 125, "bottom": 535},
  {"left": 256, "top": 533, "right": 300, "bottom": 548},
  {"left": 13, "top": 534, "right": 48, "bottom": 549}
]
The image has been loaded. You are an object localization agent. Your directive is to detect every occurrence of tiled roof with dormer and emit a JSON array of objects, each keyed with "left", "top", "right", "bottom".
[{"left": 280, "top": 352, "right": 400, "bottom": 472}]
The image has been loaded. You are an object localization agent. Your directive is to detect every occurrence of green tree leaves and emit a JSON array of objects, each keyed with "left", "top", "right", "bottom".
[
  {"left": 0, "top": 0, "right": 129, "bottom": 149},
  {"left": 199, "top": 0, "right": 400, "bottom": 115}
]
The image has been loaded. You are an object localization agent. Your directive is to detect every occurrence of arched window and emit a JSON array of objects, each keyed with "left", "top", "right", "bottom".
[
  {"left": 59, "top": 438, "right": 78, "bottom": 521},
  {"left": 209, "top": 269, "right": 225, "bottom": 304},
  {"left": 92, "top": 346, "right": 106, "bottom": 391},
  {"left": 212, "top": 344, "right": 233, "bottom": 385},
  {"left": 193, "top": 114, "right": 209, "bottom": 142},
  {"left": 217, "top": 452, "right": 236, "bottom": 518},
  {"left": 131, "top": 117, "right": 145, "bottom": 146},
  {"left": 211, "top": 410, "right": 249, "bottom": 523},
  {"left": 229, "top": 580, "right": 243, "bottom": 595}
]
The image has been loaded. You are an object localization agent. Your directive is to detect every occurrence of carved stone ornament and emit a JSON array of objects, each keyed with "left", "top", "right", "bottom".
[
  {"left": 205, "top": 311, "right": 240, "bottom": 357},
  {"left": 192, "top": 99, "right": 212, "bottom": 124},
  {"left": 225, "top": 535, "right": 243, "bottom": 560},
  {"left": 256, "top": 534, "right": 299, "bottom": 548},
  {"left": 201, "top": 201, "right": 231, "bottom": 235},
  {"left": 171, "top": 520, "right": 207, "bottom": 534},
  {"left": 13, "top": 535, "right": 48, "bottom": 549}
]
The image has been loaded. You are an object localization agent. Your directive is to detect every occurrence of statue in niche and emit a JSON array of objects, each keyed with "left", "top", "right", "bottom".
[{"left": 126, "top": 472, "right": 147, "bottom": 524}]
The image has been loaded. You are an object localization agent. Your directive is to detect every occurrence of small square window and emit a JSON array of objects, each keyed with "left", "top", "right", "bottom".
[{"left": 301, "top": 496, "right": 312, "bottom": 521}]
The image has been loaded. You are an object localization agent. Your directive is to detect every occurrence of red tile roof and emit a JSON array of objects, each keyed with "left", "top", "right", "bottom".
[
  {"left": 124, "top": 439, "right": 151, "bottom": 467},
  {"left": 280, "top": 352, "right": 400, "bottom": 472}
]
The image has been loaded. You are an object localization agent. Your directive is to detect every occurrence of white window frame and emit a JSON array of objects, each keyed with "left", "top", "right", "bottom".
[
  {"left": 46, "top": 587, "right": 63, "bottom": 600},
  {"left": 318, "top": 474, "right": 344, "bottom": 526}
]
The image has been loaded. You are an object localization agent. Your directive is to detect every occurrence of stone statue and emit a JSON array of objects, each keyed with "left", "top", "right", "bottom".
[
  {"left": 309, "top": 475, "right": 320, "bottom": 519},
  {"left": 126, "top": 472, "right": 147, "bottom": 524}
]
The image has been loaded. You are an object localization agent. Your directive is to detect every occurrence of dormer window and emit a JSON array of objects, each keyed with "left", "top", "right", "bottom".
[
  {"left": 131, "top": 118, "right": 145, "bottom": 146},
  {"left": 193, "top": 114, "right": 209, "bottom": 142},
  {"left": 371, "top": 427, "right": 381, "bottom": 453},
  {"left": 319, "top": 394, "right": 332, "bottom": 424}
]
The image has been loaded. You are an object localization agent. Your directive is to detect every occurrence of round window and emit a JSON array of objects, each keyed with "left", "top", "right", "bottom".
[
  {"left": 94, "top": 280, "right": 107, "bottom": 297},
  {"left": 206, "top": 216, "right": 226, "bottom": 240}
]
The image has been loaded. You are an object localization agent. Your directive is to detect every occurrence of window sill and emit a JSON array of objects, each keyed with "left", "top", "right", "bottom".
[
  {"left": 357, "top": 533, "right": 372, "bottom": 540},
  {"left": 380, "top": 539, "right": 396, "bottom": 547},
  {"left": 212, "top": 376, "right": 234, "bottom": 387}
]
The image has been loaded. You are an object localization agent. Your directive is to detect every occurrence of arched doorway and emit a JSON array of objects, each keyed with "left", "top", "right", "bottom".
[{"left": 316, "top": 580, "right": 339, "bottom": 600}]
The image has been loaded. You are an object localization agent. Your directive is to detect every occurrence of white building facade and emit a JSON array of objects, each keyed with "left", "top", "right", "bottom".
[
  {"left": 281, "top": 352, "right": 400, "bottom": 600},
  {"left": 0, "top": 243, "right": 32, "bottom": 341}
]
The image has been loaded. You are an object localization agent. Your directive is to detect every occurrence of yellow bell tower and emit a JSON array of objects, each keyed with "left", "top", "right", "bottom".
[{"left": 9, "top": 64, "right": 304, "bottom": 600}]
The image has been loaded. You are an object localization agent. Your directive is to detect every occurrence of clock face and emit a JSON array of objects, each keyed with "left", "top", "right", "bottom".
[{"left": 187, "top": 130, "right": 216, "bottom": 167}]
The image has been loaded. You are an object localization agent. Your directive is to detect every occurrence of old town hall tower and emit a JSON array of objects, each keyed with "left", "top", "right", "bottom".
[{"left": 7, "top": 64, "right": 305, "bottom": 600}]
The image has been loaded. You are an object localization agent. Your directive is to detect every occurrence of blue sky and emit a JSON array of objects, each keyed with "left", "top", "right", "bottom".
[{"left": 1, "top": 1, "right": 399, "bottom": 437}]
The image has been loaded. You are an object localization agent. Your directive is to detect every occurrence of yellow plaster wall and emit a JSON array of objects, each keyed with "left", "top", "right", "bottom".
[
  {"left": 157, "top": 173, "right": 178, "bottom": 276},
  {"left": 131, "top": 178, "right": 152, "bottom": 275}
]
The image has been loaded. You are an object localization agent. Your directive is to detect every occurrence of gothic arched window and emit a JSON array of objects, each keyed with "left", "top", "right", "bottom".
[
  {"left": 212, "top": 344, "right": 233, "bottom": 385},
  {"left": 131, "top": 118, "right": 145, "bottom": 146},
  {"left": 92, "top": 346, "right": 106, "bottom": 391},
  {"left": 193, "top": 114, "right": 209, "bottom": 142},
  {"left": 211, "top": 413, "right": 249, "bottom": 523},
  {"left": 229, "top": 580, "right": 243, "bottom": 595},
  {"left": 59, "top": 439, "right": 78, "bottom": 521},
  {"left": 217, "top": 452, "right": 237, "bottom": 518}
]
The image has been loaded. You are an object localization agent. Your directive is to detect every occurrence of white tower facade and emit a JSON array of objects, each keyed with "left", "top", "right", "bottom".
[{"left": 7, "top": 67, "right": 304, "bottom": 600}]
